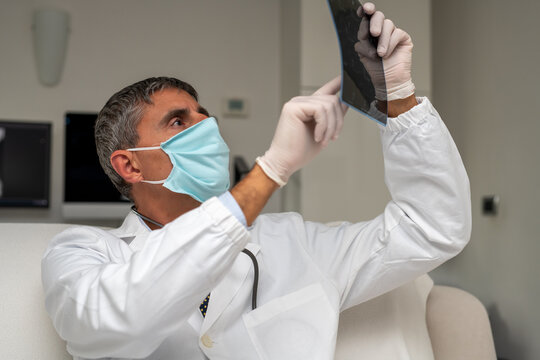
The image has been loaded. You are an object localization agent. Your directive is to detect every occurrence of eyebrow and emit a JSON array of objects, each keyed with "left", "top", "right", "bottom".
[
  {"left": 198, "top": 105, "right": 210, "bottom": 117},
  {"left": 159, "top": 108, "right": 190, "bottom": 127}
]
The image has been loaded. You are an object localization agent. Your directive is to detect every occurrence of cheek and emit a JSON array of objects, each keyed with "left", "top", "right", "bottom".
[{"left": 140, "top": 151, "right": 173, "bottom": 179}]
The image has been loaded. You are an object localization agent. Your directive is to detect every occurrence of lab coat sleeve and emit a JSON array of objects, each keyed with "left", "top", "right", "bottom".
[
  {"left": 302, "top": 97, "right": 471, "bottom": 310},
  {"left": 41, "top": 197, "right": 250, "bottom": 358}
]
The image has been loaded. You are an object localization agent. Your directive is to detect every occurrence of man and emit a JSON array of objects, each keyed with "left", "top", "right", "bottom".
[{"left": 42, "top": 3, "right": 471, "bottom": 359}]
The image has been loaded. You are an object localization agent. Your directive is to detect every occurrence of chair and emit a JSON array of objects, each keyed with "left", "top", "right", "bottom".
[
  {"left": 426, "top": 285, "right": 498, "bottom": 360},
  {"left": 0, "top": 223, "right": 496, "bottom": 359}
]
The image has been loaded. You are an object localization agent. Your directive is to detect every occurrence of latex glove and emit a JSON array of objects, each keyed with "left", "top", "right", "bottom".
[
  {"left": 354, "top": 2, "right": 415, "bottom": 101},
  {"left": 256, "top": 77, "right": 347, "bottom": 187}
]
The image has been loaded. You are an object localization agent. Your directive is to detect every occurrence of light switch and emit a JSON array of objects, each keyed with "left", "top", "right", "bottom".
[
  {"left": 222, "top": 98, "right": 249, "bottom": 118},
  {"left": 482, "top": 195, "right": 500, "bottom": 216}
]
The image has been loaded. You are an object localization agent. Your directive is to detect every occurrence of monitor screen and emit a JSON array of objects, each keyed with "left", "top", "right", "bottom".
[
  {"left": 0, "top": 120, "right": 51, "bottom": 207},
  {"left": 64, "top": 112, "right": 129, "bottom": 203}
]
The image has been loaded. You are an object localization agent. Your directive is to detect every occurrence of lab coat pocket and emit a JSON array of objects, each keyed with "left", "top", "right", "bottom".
[{"left": 242, "top": 283, "right": 338, "bottom": 360}]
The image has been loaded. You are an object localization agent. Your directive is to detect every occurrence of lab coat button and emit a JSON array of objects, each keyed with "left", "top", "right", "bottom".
[{"left": 201, "top": 334, "right": 213, "bottom": 348}]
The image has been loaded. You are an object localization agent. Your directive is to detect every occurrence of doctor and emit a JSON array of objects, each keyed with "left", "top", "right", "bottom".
[{"left": 42, "top": 3, "right": 471, "bottom": 359}]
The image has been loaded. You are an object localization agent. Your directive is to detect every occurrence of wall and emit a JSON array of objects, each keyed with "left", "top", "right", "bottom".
[
  {"left": 298, "top": 0, "right": 432, "bottom": 222},
  {"left": 4, "top": 1, "right": 536, "bottom": 358},
  {"left": 430, "top": 1, "right": 540, "bottom": 359},
  {"left": 0, "top": 0, "right": 282, "bottom": 224},
  {"left": 279, "top": 0, "right": 302, "bottom": 213}
]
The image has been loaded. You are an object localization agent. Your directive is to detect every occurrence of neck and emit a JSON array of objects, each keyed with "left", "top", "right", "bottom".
[{"left": 132, "top": 185, "right": 201, "bottom": 230}]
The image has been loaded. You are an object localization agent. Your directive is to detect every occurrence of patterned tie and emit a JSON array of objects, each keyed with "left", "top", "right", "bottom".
[{"left": 200, "top": 294, "right": 210, "bottom": 317}]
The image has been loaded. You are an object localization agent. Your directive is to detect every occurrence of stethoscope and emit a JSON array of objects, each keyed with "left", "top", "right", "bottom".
[{"left": 131, "top": 205, "right": 259, "bottom": 311}]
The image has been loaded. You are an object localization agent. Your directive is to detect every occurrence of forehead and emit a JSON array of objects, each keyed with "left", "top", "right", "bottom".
[
  {"left": 136, "top": 89, "right": 196, "bottom": 128},
  {"left": 144, "top": 88, "right": 199, "bottom": 117}
]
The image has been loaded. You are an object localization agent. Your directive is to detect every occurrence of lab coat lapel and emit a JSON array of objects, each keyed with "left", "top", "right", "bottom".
[
  {"left": 201, "top": 242, "right": 260, "bottom": 334},
  {"left": 107, "top": 212, "right": 151, "bottom": 251}
]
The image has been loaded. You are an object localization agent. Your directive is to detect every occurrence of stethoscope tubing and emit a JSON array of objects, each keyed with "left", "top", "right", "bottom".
[{"left": 131, "top": 206, "right": 259, "bottom": 310}]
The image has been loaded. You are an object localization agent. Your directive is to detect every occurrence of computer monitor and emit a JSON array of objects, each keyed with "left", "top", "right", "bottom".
[
  {"left": 63, "top": 112, "right": 130, "bottom": 219},
  {"left": 0, "top": 120, "right": 51, "bottom": 207}
]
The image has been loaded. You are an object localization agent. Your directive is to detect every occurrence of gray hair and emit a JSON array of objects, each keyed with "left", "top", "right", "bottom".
[{"left": 95, "top": 77, "right": 201, "bottom": 200}]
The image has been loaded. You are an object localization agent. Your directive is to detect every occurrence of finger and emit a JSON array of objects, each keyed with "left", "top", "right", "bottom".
[
  {"left": 295, "top": 97, "right": 329, "bottom": 141},
  {"left": 356, "top": 5, "right": 363, "bottom": 18},
  {"left": 377, "top": 19, "right": 395, "bottom": 57},
  {"left": 385, "top": 28, "right": 411, "bottom": 58},
  {"left": 324, "top": 96, "right": 345, "bottom": 143},
  {"left": 361, "top": 2, "right": 376, "bottom": 16},
  {"left": 312, "top": 104, "right": 329, "bottom": 143},
  {"left": 313, "top": 76, "right": 341, "bottom": 96},
  {"left": 293, "top": 96, "right": 344, "bottom": 143},
  {"left": 357, "top": 14, "right": 370, "bottom": 41},
  {"left": 354, "top": 40, "right": 377, "bottom": 59},
  {"left": 329, "top": 100, "right": 342, "bottom": 143},
  {"left": 334, "top": 104, "right": 346, "bottom": 140},
  {"left": 340, "top": 102, "right": 349, "bottom": 115},
  {"left": 370, "top": 11, "right": 385, "bottom": 37},
  {"left": 310, "top": 97, "right": 336, "bottom": 144},
  {"left": 322, "top": 103, "right": 337, "bottom": 146}
]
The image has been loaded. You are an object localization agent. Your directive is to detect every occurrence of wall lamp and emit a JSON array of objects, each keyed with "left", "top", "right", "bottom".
[{"left": 32, "top": 8, "right": 70, "bottom": 87}]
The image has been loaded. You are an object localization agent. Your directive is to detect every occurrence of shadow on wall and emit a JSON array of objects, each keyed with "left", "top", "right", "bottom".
[{"left": 488, "top": 304, "right": 524, "bottom": 360}]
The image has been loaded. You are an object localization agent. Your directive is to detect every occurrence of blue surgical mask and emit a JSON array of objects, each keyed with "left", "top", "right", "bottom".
[{"left": 127, "top": 117, "right": 230, "bottom": 202}]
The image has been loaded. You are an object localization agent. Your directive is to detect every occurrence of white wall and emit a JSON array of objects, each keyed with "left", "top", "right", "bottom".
[
  {"left": 298, "top": 0, "right": 432, "bottom": 222},
  {"left": 0, "top": 0, "right": 282, "bottom": 224},
  {"left": 431, "top": 1, "right": 540, "bottom": 359},
  {"left": 279, "top": 0, "right": 302, "bottom": 213},
  {"left": 6, "top": 1, "right": 536, "bottom": 358}
]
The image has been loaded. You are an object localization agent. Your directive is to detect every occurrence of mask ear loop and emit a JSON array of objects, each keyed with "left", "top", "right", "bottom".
[
  {"left": 126, "top": 145, "right": 161, "bottom": 151},
  {"left": 140, "top": 179, "right": 166, "bottom": 184},
  {"left": 125, "top": 146, "right": 167, "bottom": 183}
]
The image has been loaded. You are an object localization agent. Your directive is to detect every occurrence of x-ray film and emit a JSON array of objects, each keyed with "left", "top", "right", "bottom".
[{"left": 327, "top": 0, "right": 388, "bottom": 125}]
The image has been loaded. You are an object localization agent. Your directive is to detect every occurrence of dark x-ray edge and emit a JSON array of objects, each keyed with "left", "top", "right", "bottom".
[
  {"left": 341, "top": 92, "right": 387, "bottom": 127},
  {"left": 326, "top": 0, "right": 388, "bottom": 126}
]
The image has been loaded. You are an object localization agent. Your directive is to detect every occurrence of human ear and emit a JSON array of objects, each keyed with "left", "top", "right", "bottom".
[{"left": 110, "top": 150, "right": 142, "bottom": 184}]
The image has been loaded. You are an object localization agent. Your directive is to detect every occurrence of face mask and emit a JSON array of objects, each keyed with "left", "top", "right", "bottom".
[{"left": 127, "top": 117, "right": 230, "bottom": 202}]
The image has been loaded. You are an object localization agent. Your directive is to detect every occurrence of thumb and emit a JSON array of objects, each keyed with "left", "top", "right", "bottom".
[
  {"left": 312, "top": 76, "right": 341, "bottom": 96},
  {"left": 312, "top": 76, "right": 349, "bottom": 114}
]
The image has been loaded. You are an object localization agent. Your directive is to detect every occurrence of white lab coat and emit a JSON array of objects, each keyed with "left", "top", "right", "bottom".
[{"left": 41, "top": 98, "right": 471, "bottom": 360}]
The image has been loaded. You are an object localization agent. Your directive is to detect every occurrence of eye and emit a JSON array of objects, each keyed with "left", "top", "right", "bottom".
[{"left": 170, "top": 117, "right": 185, "bottom": 127}]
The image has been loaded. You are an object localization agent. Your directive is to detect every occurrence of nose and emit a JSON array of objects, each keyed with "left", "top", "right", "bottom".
[{"left": 190, "top": 112, "right": 210, "bottom": 128}]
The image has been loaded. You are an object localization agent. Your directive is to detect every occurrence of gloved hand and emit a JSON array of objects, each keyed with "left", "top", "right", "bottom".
[
  {"left": 256, "top": 77, "right": 347, "bottom": 187},
  {"left": 355, "top": 2, "right": 415, "bottom": 101}
]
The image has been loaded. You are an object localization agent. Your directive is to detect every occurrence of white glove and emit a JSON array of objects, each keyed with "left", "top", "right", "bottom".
[
  {"left": 354, "top": 2, "right": 415, "bottom": 101},
  {"left": 256, "top": 77, "right": 347, "bottom": 187}
]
